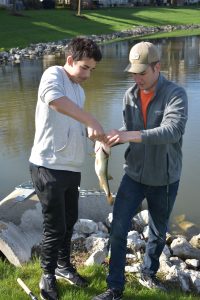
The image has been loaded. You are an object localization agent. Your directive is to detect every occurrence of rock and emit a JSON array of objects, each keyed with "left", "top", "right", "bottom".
[
  {"left": 72, "top": 233, "right": 86, "bottom": 241},
  {"left": 190, "top": 234, "right": 200, "bottom": 249},
  {"left": 169, "top": 257, "right": 187, "bottom": 270},
  {"left": 125, "top": 263, "right": 141, "bottom": 273},
  {"left": 127, "top": 230, "right": 146, "bottom": 251},
  {"left": 165, "top": 269, "right": 191, "bottom": 292},
  {"left": 74, "top": 219, "right": 98, "bottom": 234},
  {"left": 0, "top": 191, "right": 42, "bottom": 266},
  {"left": 166, "top": 232, "right": 182, "bottom": 245},
  {"left": 97, "top": 222, "right": 109, "bottom": 234},
  {"left": 189, "top": 271, "right": 200, "bottom": 293},
  {"left": 85, "top": 236, "right": 108, "bottom": 252},
  {"left": 171, "top": 237, "right": 200, "bottom": 260},
  {"left": 133, "top": 209, "right": 149, "bottom": 228},
  {"left": 185, "top": 269, "right": 200, "bottom": 293},
  {"left": 185, "top": 259, "right": 200, "bottom": 269},
  {"left": 84, "top": 248, "right": 108, "bottom": 266},
  {"left": 159, "top": 259, "right": 174, "bottom": 273},
  {"left": 1, "top": 25, "right": 200, "bottom": 65},
  {"left": 1, "top": 187, "right": 200, "bottom": 294},
  {"left": 126, "top": 253, "right": 137, "bottom": 260}
]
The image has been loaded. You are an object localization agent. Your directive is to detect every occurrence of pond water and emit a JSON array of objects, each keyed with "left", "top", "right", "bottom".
[{"left": 0, "top": 36, "right": 200, "bottom": 229}]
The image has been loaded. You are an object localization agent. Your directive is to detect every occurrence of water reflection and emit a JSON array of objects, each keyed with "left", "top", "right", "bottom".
[{"left": 0, "top": 36, "right": 200, "bottom": 229}]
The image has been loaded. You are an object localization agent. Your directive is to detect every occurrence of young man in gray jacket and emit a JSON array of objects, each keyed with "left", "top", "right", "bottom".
[
  {"left": 29, "top": 37, "right": 105, "bottom": 300},
  {"left": 93, "top": 41, "right": 188, "bottom": 300}
]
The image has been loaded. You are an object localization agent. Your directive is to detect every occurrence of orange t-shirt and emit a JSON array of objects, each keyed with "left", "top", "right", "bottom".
[{"left": 140, "top": 90, "right": 154, "bottom": 128}]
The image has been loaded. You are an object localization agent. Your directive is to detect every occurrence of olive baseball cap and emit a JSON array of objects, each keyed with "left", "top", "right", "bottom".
[{"left": 125, "top": 41, "right": 160, "bottom": 73}]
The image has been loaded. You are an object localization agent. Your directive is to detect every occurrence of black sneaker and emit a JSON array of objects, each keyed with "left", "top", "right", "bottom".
[
  {"left": 39, "top": 274, "right": 58, "bottom": 300},
  {"left": 92, "top": 288, "right": 123, "bottom": 300},
  {"left": 55, "top": 264, "right": 88, "bottom": 287},
  {"left": 138, "top": 273, "right": 167, "bottom": 291}
]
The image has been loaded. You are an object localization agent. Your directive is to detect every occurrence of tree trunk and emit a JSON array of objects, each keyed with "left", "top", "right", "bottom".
[{"left": 77, "top": 0, "right": 81, "bottom": 16}]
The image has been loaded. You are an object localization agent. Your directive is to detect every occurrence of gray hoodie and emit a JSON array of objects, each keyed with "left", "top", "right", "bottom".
[
  {"left": 29, "top": 66, "right": 87, "bottom": 171},
  {"left": 123, "top": 73, "right": 188, "bottom": 186}
]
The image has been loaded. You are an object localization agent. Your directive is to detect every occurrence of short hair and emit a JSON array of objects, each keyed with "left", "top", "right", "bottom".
[
  {"left": 66, "top": 37, "right": 102, "bottom": 62},
  {"left": 149, "top": 61, "right": 160, "bottom": 71}
]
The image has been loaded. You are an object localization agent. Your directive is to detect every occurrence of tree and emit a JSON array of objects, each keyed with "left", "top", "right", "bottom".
[{"left": 77, "top": 0, "right": 81, "bottom": 16}]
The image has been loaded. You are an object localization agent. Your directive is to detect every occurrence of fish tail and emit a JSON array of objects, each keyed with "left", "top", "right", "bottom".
[{"left": 107, "top": 193, "right": 114, "bottom": 205}]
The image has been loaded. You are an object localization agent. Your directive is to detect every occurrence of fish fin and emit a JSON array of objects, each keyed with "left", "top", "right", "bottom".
[
  {"left": 89, "top": 152, "right": 96, "bottom": 157},
  {"left": 107, "top": 193, "right": 114, "bottom": 206}
]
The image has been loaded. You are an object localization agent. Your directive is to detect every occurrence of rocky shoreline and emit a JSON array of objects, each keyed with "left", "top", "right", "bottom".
[
  {"left": 69, "top": 210, "right": 200, "bottom": 294},
  {"left": 1, "top": 24, "right": 200, "bottom": 64},
  {"left": 1, "top": 184, "right": 199, "bottom": 295}
]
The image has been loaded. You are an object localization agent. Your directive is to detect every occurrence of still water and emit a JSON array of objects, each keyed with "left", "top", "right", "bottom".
[{"left": 0, "top": 36, "right": 200, "bottom": 229}]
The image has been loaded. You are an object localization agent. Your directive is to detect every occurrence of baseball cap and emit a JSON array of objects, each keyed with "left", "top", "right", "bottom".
[{"left": 125, "top": 41, "right": 160, "bottom": 73}]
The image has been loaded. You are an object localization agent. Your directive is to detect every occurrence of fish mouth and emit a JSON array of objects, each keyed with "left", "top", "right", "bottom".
[{"left": 95, "top": 145, "right": 109, "bottom": 157}]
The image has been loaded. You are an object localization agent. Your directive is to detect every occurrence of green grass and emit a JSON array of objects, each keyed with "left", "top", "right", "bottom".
[
  {"left": 0, "top": 258, "right": 200, "bottom": 299},
  {"left": 0, "top": 7, "right": 200, "bottom": 296},
  {"left": 0, "top": 7, "right": 200, "bottom": 50}
]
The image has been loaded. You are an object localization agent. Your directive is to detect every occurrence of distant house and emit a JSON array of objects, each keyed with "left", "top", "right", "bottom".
[
  {"left": 0, "top": 0, "right": 25, "bottom": 9},
  {"left": 56, "top": 0, "right": 200, "bottom": 7},
  {"left": 0, "top": 0, "right": 11, "bottom": 6},
  {"left": 184, "top": 0, "right": 199, "bottom": 4},
  {"left": 51, "top": 0, "right": 200, "bottom": 7}
]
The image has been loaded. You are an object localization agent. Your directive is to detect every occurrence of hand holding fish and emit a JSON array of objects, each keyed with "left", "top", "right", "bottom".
[
  {"left": 94, "top": 141, "right": 113, "bottom": 205},
  {"left": 94, "top": 130, "right": 142, "bottom": 205},
  {"left": 87, "top": 118, "right": 105, "bottom": 142},
  {"left": 106, "top": 129, "right": 142, "bottom": 146}
]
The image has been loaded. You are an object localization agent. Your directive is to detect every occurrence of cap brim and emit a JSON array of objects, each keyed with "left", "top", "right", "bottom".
[{"left": 124, "top": 63, "right": 148, "bottom": 73}]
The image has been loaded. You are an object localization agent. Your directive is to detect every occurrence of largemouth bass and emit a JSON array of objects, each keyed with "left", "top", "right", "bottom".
[{"left": 94, "top": 141, "right": 113, "bottom": 205}]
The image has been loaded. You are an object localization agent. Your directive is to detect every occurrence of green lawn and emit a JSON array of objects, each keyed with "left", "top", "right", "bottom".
[
  {"left": 0, "top": 6, "right": 200, "bottom": 50},
  {"left": 0, "top": 258, "right": 199, "bottom": 300},
  {"left": 0, "top": 6, "right": 200, "bottom": 300}
]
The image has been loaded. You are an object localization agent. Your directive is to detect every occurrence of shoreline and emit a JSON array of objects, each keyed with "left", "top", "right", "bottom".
[{"left": 0, "top": 24, "right": 200, "bottom": 64}]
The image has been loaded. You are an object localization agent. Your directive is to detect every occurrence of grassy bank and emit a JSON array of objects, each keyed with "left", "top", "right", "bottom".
[
  {"left": 0, "top": 258, "right": 199, "bottom": 300},
  {"left": 0, "top": 7, "right": 200, "bottom": 50},
  {"left": 0, "top": 6, "right": 200, "bottom": 300}
]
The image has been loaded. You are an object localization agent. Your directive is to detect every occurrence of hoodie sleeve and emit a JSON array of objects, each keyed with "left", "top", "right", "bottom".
[
  {"left": 39, "top": 66, "right": 65, "bottom": 104},
  {"left": 141, "top": 85, "right": 188, "bottom": 145}
]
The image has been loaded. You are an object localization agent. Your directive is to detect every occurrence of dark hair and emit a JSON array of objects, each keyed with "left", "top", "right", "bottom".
[
  {"left": 66, "top": 37, "right": 102, "bottom": 62},
  {"left": 149, "top": 61, "right": 159, "bottom": 71}
]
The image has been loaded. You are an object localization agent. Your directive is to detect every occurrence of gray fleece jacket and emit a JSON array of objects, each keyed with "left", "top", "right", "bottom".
[{"left": 123, "top": 73, "right": 188, "bottom": 186}]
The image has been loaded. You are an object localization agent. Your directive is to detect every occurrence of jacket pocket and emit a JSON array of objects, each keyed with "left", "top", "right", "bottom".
[{"left": 54, "top": 124, "right": 86, "bottom": 166}]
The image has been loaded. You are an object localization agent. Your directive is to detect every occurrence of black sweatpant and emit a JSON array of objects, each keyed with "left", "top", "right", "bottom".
[{"left": 30, "top": 163, "right": 81, "bottom": 275}]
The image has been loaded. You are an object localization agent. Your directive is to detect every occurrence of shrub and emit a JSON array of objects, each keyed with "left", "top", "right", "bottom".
[
  {"left": 23, "top": 0, "right": 42, "bottom": 9},
  {"left": 42, "top": 0, "right": 56, "bottom": 9}
]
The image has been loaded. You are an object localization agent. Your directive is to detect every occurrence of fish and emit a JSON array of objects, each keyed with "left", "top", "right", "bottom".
[{"left": 94, "top": 141, "right": 113, "bottom": 205}]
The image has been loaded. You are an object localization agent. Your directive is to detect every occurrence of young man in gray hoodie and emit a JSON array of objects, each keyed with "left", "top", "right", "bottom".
[
  {"left": 93, "top": 41, "right": 188, "bottom": 300},
  {"left": 29, "top": 37, "right": 105, "bottom": 300}
]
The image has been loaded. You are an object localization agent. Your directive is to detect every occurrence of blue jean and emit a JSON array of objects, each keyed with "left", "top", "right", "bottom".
[{"left": 107, "top": 174, "right": 179, "bottom": 291}]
